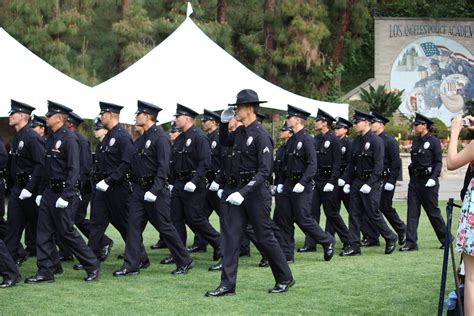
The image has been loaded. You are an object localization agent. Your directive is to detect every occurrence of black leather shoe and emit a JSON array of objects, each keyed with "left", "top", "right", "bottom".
[
  {"left": 53, "top": 265, "right": 63, "bottom": 275},
  {"left": 399, "top": 245, "right": 418, "bottom": 252},
  {"left": 160, "top": 256, "right": 175, "bottom": 265},
  {"left": 287, "top": 259, "right": 294, "bottom": 264},
  {"left": 208, "top": 261, "right": 222, "bottom": 272},
  {"left": 117, "top": 254, "right": 124, "bottom": 260},
  {"left": 258, "top": 258, "right": 269, "bottom": 268},
  {"left": 171, "top": 260, "right": 194, "bottom": 275},
  {"left": 113, "top": 268, "right": 139, "bottom": 277},
  {"left": 268, "top": 278, "right": 295, "bottom": 293},
  {"left": 84, "top": 269, "right": 100, "bottom": 282},
  {"left": 59, "top": 255, "right": 74, "bottom": 262},
  {"left": 361, "top": 239, "right": 380, "bottom": 247},
  {"left": 205, "top": 285, "right": 235, "bottom": 297},
  {"left": 16, "top": 253, "right": 29, "bottom": 266},
  {"left": 150, "top": 240, "right": 167, "bottom": 250},
  {"left": 385, "top": 238, "right": 397, "bottom": 254},
  {"left": 25, "top": 274, "right": 54, "bottom": 284},
  {"left": 440, "top": 244, "right": 445, "bottom": 250},
  {"left": 0, "top": 275, "right": 21, "bottom": 288},
  {"left": 323, "top": 239, "right": 335, "bottom": 261},
  {"left": 99, "top": 240, "right": 114, "bottom": 261},
  {"left": 187, "top": 245, "right": 207, "bottom": 253},
  {"left": 140, "top": 260, "right": 150, "bottom": 269},
  {"left": 73, "top": 264, "right": 84, "bottom": 270},
  {"left": 297, "top": 246, "right": 316, "bottom": 253},
  {"left": 340, "top": 247, "right": 361, "bottom": 256},
  {"left": 398, "top": 232, "right": 406, "bottom": 245}
]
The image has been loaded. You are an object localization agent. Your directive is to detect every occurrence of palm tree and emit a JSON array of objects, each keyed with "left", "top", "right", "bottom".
[{"left": 360, "top": 84, "right": 404, "bottom": 117}]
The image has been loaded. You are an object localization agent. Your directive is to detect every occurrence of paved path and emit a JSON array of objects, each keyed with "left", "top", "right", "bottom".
[{"left": 394, "top": 178, "right": 465, "bottom": 201}]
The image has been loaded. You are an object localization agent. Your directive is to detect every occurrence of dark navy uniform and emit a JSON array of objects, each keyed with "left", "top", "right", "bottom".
[
  {"left": 29, "top": 102, "right": 99, "bottom": 282},
  {"left": 6, "top": 100, "right": 44, "bottom": 264},
  {"left": 402, "top": 113, "right": 446, "bottom": 250},
  {"left": 0, "top": 138, "right": 8, "bottom": 239},
  {"left": 340, "top": 111, "right": 397, "bottom": 256},
  {"left": 336, "top": 126, "right": 353, "bottom": 216},
  {"left": 170, "top": 105, "right": 221, "bottom": 257}
]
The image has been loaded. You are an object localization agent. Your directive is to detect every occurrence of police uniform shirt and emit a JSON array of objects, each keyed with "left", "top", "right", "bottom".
[
  {"left": 340, "top": 136, "right": 352, "bottom": 172},
  {"left": 93, "top": 141, "right": 105, "bottom": 175},
  {"left": 410, "top": 133, "right": 442, "bottom": 180},
  {"left": 100, "top": 124, "right": 133, "bottom": 185},
  {"left": 10, "top": 125, "right": 45, "bottom": 192},
  {"left": 76, "top": 132, "right": 93, "bottom": 183},
  {"left": 131, "top": 126, "right": 170, "bottom": 195},
  {"left": 379, "top": 131, "right": 401, "bottom": 185},
  {"left": 39, "top": 126, "right": 80, "bottom": 199},
  {"left": 208, "top": 129, "right": 222, "bottom": 177},
  {"left": 314, "top": 131, "right": 341, "bottom": 185},
  {"left": 273, "top": 143, "right": 287, "bottom": 185},
  {"left": 171, "top": 125, "right": 210, "bottom": 186},
  {"left": 0, "top": 137, "right": 7, "bottom": 171},
  {"left": 282, "top": 129, "right": 316, "bottom": 187}
]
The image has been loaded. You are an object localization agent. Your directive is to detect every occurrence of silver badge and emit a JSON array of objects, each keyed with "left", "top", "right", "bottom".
[
  {"left": 324, "top": 140, "right": 330, "bottom": 148},
  {"left": 364, "top": 142, "right": 370, "bottom": 150},
  {"left": 458, "top": 65, "right": 463, "bottom": 73},
  {"left": 109, "top": 138, "right": 116, "bottom": 146},
  {"left": 186, "top": 138, "right": 192, "bottom": 147},
  {"left": 211, "top": 141, "right": 217, "bottom": 149},
  {"left": 341, "top": 146, "right": 346, "bottom": 154},
  {"left": 18, "top": 140, "right": 24, "bottom": 150},
  {"left": 55, "top": 140, "right": 62, "bottom": 149},
  {"left": 297, "top": 141, "right": 302, "bottom": 150},
  {"left": 423, "top": 141, "right": 430, "bottom": 149},
  {"left": 145, "top": 139, "right": 151, "bottom": 149},
  {"left": 246, "top": 136, "right": 253, "bottom": 146}
]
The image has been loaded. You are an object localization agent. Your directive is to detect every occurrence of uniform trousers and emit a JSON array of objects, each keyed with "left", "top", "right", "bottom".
[
  {"left": 0, "top": 239, "right": 19, "bottom": 280},
  {"left": 192, "top": 188, "right": 221, "bottom": 249}
]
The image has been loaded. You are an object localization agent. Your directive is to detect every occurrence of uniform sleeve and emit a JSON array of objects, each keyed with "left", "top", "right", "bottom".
[
  {"left": 341, "top": 139, "right": 354, "bottom": 184},
  {"left": 328, "top": 136, "right": 341, "bottom": 185},
  {"left": 150, "top": 135, "right": 171, "bottom": 195},
  {"left": 0, "top": 139, "right": 8, "bottom": 169},
  {"left": 387, "top": 137, "right": 401, "bottom": 185},
  {"left": 191, "top": 134, "right": 211, "bottom": 186},
  {"left": 273, "top": 146, "right": 285, "bottom": 185},
  {"left": 431, "top": 138, "right": 442, "bottom": 179},
  {"left": 105, "top": 134, "right": 132, "bottom": 185},
  {"left": 79, "top": 137, "right": 93, "bottom": 180},
  {"left": 299, "top": 136, "right": 316, "bottom": 186},
  {"left": 62, "top": 137, "right": 80, "bottom": 200},
  {"left": 368, "top": 137, "right": 384, "bottom": 187},
  {"left": 219, "top": 122, "right": 234, "bottom": 147},
  {"left": 25, "top": 135, "right": 45, "bottom": 193}
]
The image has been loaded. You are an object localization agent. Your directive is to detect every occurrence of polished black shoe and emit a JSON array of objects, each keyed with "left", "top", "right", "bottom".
[
  {"left": 150, "top": 240, "right": 167, "bottom": 250},
  {"left": 440, "top": 244, "right": 445, "bottom": 250},
  {"left": 361, "top": 239, "right": 380, "bottom": 247},
  {"left": 84, "top": 269, "right": 100, "bottom": 282},
  {"left": 117, "top": 254, "right": 124, "bottom": 260},
  {"left": 113, "top": 267, "right": 139, "bottom": 277},
  {"left": 398, "top": 232, "right": 406, "bottom": 245},
  {"left": 187, "top": 245, "right": 207, "bottom": 253},
  {"left": 25, "top": 274, "right": 54, "bottom": 284},
  {"left": 171, "top": 260, "right": 195, "bottom": 275},
  {"left": 0, "top": 275, "right": 21, "bottom": 288},
  {"left": 160, "top": 256, "right": 175, "bottom": 265},
  {"left": 139, "top": 260, "right": 150, "bottom": 269},
  {"left": 53, "top": 265, "right": 63, "bottom": 275},
  {"left": 297, "top": 246, "right": 316, "bottom": 253},
  {"left": 340, "top": 247, "right": 361, "bottom": 256},
  {"left": 258, "top": 258, "right": 270, "bottom": 268},
  {"left": 268, "top": 278, "right": 295, "bottom": 293},
  {"left": 287, "top": 259, "right": 295, "bottom": 264},
  {"left": 99, "top": 240, "right": 114, "bottom": 262},
  {"left": 59, "top": 255, "right": 74, "bottom": 262},
  {"left": 205, "top": 285, "right": 235, "bottom": 297},
  {"left": 208, "top": 261, "right": 222, "bottom": 272},
  {"left": 399, "top": 245, "right": 418, "bottom": 252},
  {"left": 323, "top": 239, "right": 335, "bottom": 261},
  {"left": 385, "top": 238, "right": 397, "bottom": 254},
  {"left": 73, "top": 264, "right": 84, "bottom": 270},
  {"left": 16, "top": 253, "right": 29, "bottom": 266}
]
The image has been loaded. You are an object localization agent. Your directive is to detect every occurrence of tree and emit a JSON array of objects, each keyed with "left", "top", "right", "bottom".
[{"left": 359, "top": 84, "right": 404, "bottom": 117}]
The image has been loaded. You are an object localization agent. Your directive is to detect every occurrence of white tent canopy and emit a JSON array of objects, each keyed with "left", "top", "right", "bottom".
[
  {"left": 0, "top": 28, "right": 96, "bottom": 119},
  {"left": 92, "top": 17, "right": 348, "bottom": 124}
]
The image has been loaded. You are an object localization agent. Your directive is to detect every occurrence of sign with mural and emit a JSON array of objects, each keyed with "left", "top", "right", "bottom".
[{"left": 390, "top": 36, "right": 474, "bottom": 125}]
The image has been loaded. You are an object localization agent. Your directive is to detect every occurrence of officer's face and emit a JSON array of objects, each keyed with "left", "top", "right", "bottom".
[
  {"left": 135, "top": 112, "right": 147, "bottom": 127},
  {"left": 413, "top": 122, "right": 427, "bottom": 134},
  {"left": 370, "top": 121, "right": 383, "bottom": 134},
  {"left": 175, "top": 114, "right": 188, "bottom": 129},
  {"left": 286, "top": 116, "right": 297, "bottom": 128},
  {"left": 334, "top": 127, "right": 348, "bottom": 138},
  {"left": 279, "top": 130, "right": 291, "bottom": 140},
  {"left": 32, "top": 126, "right": 45, "bottom": 136},
  {"left": 314, "top": 118, "right": 325, "bottom": 130},
  {"left": 234, "top": 105, "right": 252, "bottom": 122},
  {"left": 100, "top": 112, "right": 111, "bottom": 127},
  {"left": 201, "top": 119, "right": 213, "bottom": 132},
  {"left": 94, "top": 128, "right": 107, "bottom": 139},
  {"left": 8, "top": 112, "right": 26, "bottom": 126},
  {"left": 353, "top": 120, "right": 368, "bottom": 134}
]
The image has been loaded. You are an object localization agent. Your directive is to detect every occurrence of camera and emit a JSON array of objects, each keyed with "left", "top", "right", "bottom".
[{"left": 463, "top": 118, "right": 471, "bottom": 127}]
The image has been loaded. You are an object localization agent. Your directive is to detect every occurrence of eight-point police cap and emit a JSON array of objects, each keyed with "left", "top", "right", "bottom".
[
  {"left": 335, "top": 117, "right": 353, "bottom": 129},
  {"left": 370, "top": 111, "right": 389, "bottom": 124},
  {"left": 94, "top": 117, "right": 104, "bottom": 130},
  {"left": 315, "top": 108, "right": 335, "bottom": 123},
  {"left": 68, "top": 112, "right": 84, "bottom": 126},
  {"left": 202, "top": 109, "right": 220, "bottom": 122},
  {"left": 30, "top": 115, "right": 46, "bottom": 128},
  {"left": 174, "top": 103, "right": 199, "bottom": 118},
  {"left": 286, "top": 104, "right": 310, "bottom": 120},
  {"left": 46, "top": 100, "right": 73, "bottom": 117},
  {"left": 414, "top": 112, "right": 434, "bottom": 126},
  {"left": 99, "top": 101, "right": 123, "bottom": 115},
  {"left": 136, "top": 100, "right": 162, "bottom": 118},
  {"left": 9, "top": 100, "right": 35, "bottom": 115},
  {"left": 352, "top": 110, "right": 374, "bottom": 124},
  {"left": 280, "top": 122, "right": 293, "bottom": 132}
]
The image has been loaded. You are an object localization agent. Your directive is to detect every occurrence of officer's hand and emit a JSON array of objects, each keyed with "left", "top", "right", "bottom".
[
  {"left": 323, "top": 183, "right": 334, "bottom": 192},
  {"left": 425, "top": 179, "right": 436, "bottom": 187},
  {"left": 276, "top": 184, "right": 284, "bottom": 194},
  {"left": 217, "top": 189, "right": 223, "bottom": 199},
  {"left": 384, "top": 183, "right": 395, "bottom": 191},
  {"left": 292, "top": 183, "right": 305, "bottom": 193},
  {"left": 338, "top": 179, "right": 346, "bottom": 187},
  {"left": 184, "top": 181, "right": 196, "bottom": 192},
  {"left": 169, "top": 184, "right": 174, "bottom": 192},
  {"left": 144, "top": 191, "right": 157, "bottom": 202},
  {"left": 96, "top": 180, "right": 109, "bottom": 192},
  {"left": 226, "top": 192, "right": 244, "bottom": 206},
  {"left": 209, "top": 181, "right": 220, "bottom": 191},
  {"left": 35, "top": 195, "right": 42, "bottom": 207},
  {"left": 19, "top": 188, "right": 32, "bottom": 200},
  {"left": 55, "top": 197, "right": 69, "bottom": 208},
  {"left": 360, "top": 184, "right": 372, "bottom": 194},
  {"left": 343, "top": 184, "right": 351, "bottom": 194}
]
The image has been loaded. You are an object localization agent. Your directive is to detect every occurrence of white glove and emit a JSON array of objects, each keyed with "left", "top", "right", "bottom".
[
  {"left": 343, "top": 184, "right": 351, "bottom": 194},
  {"left": 96, "top": 180, "right": 109, "bottom": 192},
  {"left": 323, "top": 183, "right": 334, "bottom": 192},
  {"left": 19, "top": 188, "right": 32, "bottom": 200},
  {"left": 360, "top": 184, "right": 372, "bottom": 194},
  {"left": 35, "top": 195, "right": 42, "bottom": 207},
  {"left": 276, "top": 184, "right": 284, "bottom": 194},
  {"left": 169, "top": 184, "right": 174, "bottom": 192},
  {"left": 217, "top": 189, "right": 223, "bottom": 199},
  {"left": 226, "top": 192, "right": 244, "bottom": 206},
  {"left": 144, "top": 191, "right": 157, "bottom": 202},
  {"left": 292, "top": 183, "right": 305, "bottom": 193},
  {"left": 209, "top": 181, "right": 220, "bottom": 191},
  {"left": 338, "top": 179, "right": 346, "bottom": 187},
  {"left": 384, "top": 183, "right": 395, "bottom": 191},
  {"left": 55, "top": 197, "right": 69, "bottom": 208},
  {"left": 184, "top": 181, "right": 196, "bottom": 192},
  {"left": 425, "top": 179, "right": 436, "bottom": 187}
]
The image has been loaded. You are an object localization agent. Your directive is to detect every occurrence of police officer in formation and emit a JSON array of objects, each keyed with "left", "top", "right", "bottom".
[
  {"left": 340, "top": 110, "right": 397, "bottom": 256},
  {"left": 25, "top": 101, "right": 100, "bottom": 283},
  {"left": 334, "top": 117, "right": 353, "bottom": 220},
  {"left": 401, "top": 113, "right": 447, "bottom": 252},
  {"left": 30, "top": 115, "right": 48, "bottom": 140},
  {"left": 0, "top": 137, "right": 7, "bottom": 239}
]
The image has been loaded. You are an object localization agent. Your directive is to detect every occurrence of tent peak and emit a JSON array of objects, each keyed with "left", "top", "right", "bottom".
[{"left": 186, "top": 2, "right": 193, "bottom": 18}]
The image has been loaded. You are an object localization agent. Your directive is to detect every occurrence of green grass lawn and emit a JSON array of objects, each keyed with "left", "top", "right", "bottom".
[{"left": 1, "top": 201, "right": 462, "bottom": 315}]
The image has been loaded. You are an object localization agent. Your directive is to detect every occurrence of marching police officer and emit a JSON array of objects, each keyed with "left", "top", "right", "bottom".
[
  {"left": 113, "top": 101, "right": 194, "bottom": 276},
  {"left": 6, "top": 100, "right": 44, "bottom": 265},
  {"left": 164, "top": 104, "right": 221, "bottom": 266},
  {"left": 0, "top": 138, "right": 8, "bottom": 239},
  {"left": 400, "top": 113, "right": 447, "bottom": 251},
  {"left": 334, "top": 117, "right": 353, "bottom": 225},
  {"left": 361, "top": 112, "right": 406, "bottom": 247},
  {"left": 25, "top": 101, "right": 100, "bottom": 283},
  {"left": 340, "top": 110, "right": 397, "bottom": 256},
  {"left": 206, "top": 90, "right": 294, "bottom": 296},
  {"left": 300, "top": 109, "right": 349, "bottom": 252},
  {"left": 30, "top": 115, "right": 48, "bottom": 140}
]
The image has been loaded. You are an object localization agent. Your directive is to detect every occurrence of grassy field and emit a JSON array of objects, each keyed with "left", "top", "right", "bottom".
[{"left": 0, "top": 201, "right": 463, "bottom": 315}]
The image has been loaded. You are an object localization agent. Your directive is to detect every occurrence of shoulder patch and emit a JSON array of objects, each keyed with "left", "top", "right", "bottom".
[{"left": 263, "top": 146, "right": 270, "bottom": 153}]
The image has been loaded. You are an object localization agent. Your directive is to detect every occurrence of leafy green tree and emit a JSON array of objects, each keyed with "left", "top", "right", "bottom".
[{"left": 360, "top": 84, "right": 404, "bottom": 117}]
